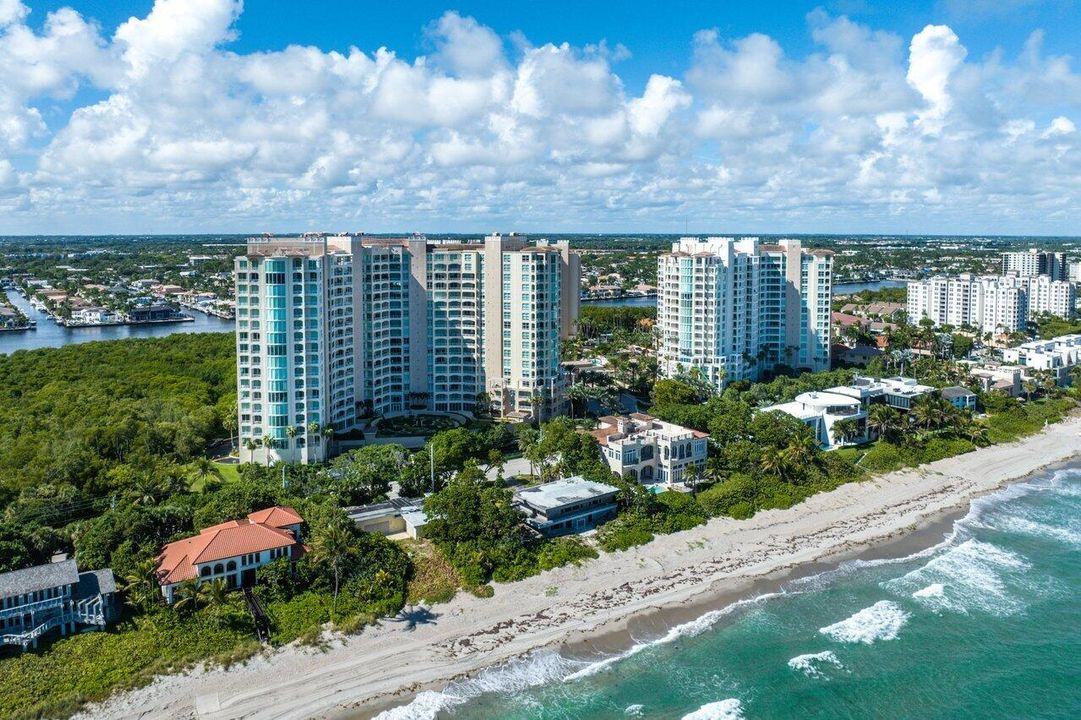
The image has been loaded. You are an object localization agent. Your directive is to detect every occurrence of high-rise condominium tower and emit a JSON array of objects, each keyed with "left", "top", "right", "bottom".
[
  {"left": 235, "top": 233, "right": 579, "bottom": 464},
  {"left": 656, "top": 237, "right": 832, "bottom": 389},
  {"left": 1001, "top": 249, "right": 1069, "bottom": 281},
  {"left": 906, "top": 273, "right": 1075, "bottom": 334}
]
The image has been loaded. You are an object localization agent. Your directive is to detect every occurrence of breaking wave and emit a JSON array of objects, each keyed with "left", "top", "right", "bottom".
[{"left": 819, "top": 600, "right": 910, "bottom": 644}]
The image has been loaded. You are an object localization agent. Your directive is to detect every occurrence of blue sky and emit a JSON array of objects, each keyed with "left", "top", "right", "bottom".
[{"left": 2, "top": 0, "right": 1081, "bottom": 234}]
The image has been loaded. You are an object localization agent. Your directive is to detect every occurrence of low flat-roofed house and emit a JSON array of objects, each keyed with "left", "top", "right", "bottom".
[
  {"left": 967, "top": 364, "right": 1023, "bottom": 397},
  {"left": 346, "top": 497, "right": 426, "bottom": 539},
  {"left": 156, "top": 506, "right": 304, "bottom": 604},
  {"left": 514, "top": 476, "right": 619, "bottom": 537},
  {"left": 760, "top": 391, "right": 869, "bottom": 449},
  {"left": 941, "top": 386, "right": 978, "bottom": 411},
  {"left": 0, "top": 557, "right": 116, "bottom": 650},
  {"left": 591, "top": 413, "right": 708, "bottom": 487}
]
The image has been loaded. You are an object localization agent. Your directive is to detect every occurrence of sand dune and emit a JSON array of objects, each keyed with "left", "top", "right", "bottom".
[{"left": 76, "top": 415, "right": 1081, "bottom": 720}]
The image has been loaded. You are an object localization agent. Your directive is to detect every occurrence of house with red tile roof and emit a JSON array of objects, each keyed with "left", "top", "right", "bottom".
[
  {"left": 156, "top": 506, "right": 305, "bottom": 604},
  {"left": 590, "top": 413, "right": 708, "bottom": 487}
]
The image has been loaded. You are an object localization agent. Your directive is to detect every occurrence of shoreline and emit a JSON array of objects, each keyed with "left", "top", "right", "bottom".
[{"left": 74, "top": 415, "right": 1081, "bottom": 720}]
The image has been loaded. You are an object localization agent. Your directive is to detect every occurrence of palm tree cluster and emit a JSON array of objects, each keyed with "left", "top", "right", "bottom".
[
  {"left": 867, "top": 394, "right": 988, "bottom": 446},
  {"left": 242, "top": 424, "right": 336, "bottom": 464}
]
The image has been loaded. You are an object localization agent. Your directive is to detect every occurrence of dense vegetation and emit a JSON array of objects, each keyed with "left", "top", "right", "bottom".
[{"left": 0, "top": 333, "right": 236, "bottom": 570}]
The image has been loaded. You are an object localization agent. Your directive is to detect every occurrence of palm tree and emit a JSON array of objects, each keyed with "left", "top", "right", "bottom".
[
  {"left": 204, "top": 578, "right": 232, "bottom": 627},
  {"left": 262, "top": 434, "right": 277, "bottom": 463},
  {"left": 245, "top": 438, "right": 259, "bottom": 464},
  {"left": 323, "top": 425, "right": 335, "bottom": 455},
  {"left": 128, "top": 474, "right": 162, "bottom": 506},
  {"left": 121, "top": 558, "right": 160, "bottom": 611},
  {"left": 831, "top": 418, "right": 860, "bottom": 446},
  {"left": 530, "top": 391, "right": 545, "bottom": 427},
  {"left": 188, "top": 457, "right": 223, "bottom": 492},
  {"left": 311, "top": 522, "right": 355, "bottom": 623},
  {"left": 684, "top": 463, "right": 702, "bottom": 495},
  {"left": 868, "top": 404, "right": 900, "bottom": 442},
  {"left": 517, "top": 427, "right": 540, "bottom": 477},
  {"left": 566, "top": 383, "right": 591, "bottom": 418},
  {"left": 174, "top": 579, "right": 209, "bottom": 614},
  {"left": 782, "top": 435, "right": 818, "bottom": 480},
  {"left": 758, "top": 447, "right": 787, "bottom": 479},
  {"left": 224, "top": 408, "right": 238, "bottom": 454},
  {"left": 285, "top": 425, "right": 300, "bottom": 464}
]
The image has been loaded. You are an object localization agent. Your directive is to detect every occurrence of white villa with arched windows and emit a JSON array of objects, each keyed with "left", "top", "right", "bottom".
[
  {"left": 156, "top": 506, "right": 305, "bottom": 604},
  {"left": 591, "top": 413, "right": 708, "bottom": 488}
]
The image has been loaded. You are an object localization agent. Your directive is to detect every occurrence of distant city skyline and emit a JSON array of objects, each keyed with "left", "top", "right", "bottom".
[{"left": 1, "top": 0, "right": 1081, "bottom": 234}]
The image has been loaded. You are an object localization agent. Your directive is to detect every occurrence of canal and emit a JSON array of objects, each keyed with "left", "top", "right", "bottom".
[{"left": 0, "top": 289, "right": 235, "bottom": 354}]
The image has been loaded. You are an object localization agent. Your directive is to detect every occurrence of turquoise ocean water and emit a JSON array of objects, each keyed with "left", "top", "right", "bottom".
[{"left": 378, "top": 464, "right": 1081, "bottom": 720}]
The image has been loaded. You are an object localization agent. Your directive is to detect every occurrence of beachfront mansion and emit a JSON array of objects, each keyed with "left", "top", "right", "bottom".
[
  {"left": 656, "top": 237, "right": 833, "bottom": 388},
  {"left": 235, "top": 233, "right": 580, "bottom": 464}
]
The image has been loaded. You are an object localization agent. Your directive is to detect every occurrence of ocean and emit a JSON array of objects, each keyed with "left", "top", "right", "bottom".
[{"left": 378, "top": 464, "right": 1081, "bottom": 719}]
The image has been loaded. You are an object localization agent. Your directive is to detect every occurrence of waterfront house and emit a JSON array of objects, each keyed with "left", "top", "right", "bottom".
[
  {"left": 0, "top": 556, "right": 116, "bottom": 650},
  {"left": 760, "top": 391, "right": 869, "bottom": 449},
  {"left": 156, "top": 506, "right": 305, "bottom": 604},
  {"left": 347, "top": 497, "right": 428, "bottom": 539},
  {"left": 941, "top": 386, "right": 978, "bottom": 411},
  {"left": 514, "top": 477, "right": 619, "bottom": 537},
  {"left": 590, "top": 413, "right": 708, "bottom": 487}
]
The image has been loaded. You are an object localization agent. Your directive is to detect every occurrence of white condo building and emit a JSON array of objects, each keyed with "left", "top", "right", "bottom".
[
  {"left": 1001, "top": 334, "right": 1081, "bottom": 385},
  {"left": 656, "top": 237, "right": 832, "bottom": 388},
  {"left": 236, "top": 233, "right": 580, "bottom": 464},
  {"left": 1001, "top": 249, "right": 1068, "bottom": 281},
  {"left": 907, "top": 273, "right": 1075, "bottom": 334}
]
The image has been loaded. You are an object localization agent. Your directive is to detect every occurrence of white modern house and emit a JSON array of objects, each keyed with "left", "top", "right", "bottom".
[
  {"left": 760, "top": 391, "right": 868, "bottom": 449},
  {"left": 156, "top": 506, "right": 305, "bottom": 603},
  {"left": 591, "top": 413, "right": 709, "bottom": 486},
  {"left": 760, "top": 376, "right": 936, "bottom": 449}
]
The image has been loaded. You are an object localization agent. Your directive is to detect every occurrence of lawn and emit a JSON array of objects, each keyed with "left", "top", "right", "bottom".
[{"left": 189, "top": 462, "right": 241, "bottom": 492}]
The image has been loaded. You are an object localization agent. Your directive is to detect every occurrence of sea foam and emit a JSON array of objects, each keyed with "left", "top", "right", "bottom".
[
  {"left": 885, "top": 539, "right": 1030, "bottom": 616},
  {"left": 819, "top": 600, "right": 909, "bottom": 644},
  {"left": 681, "top": 698, "right": 744, "bottom": 719},
  {"left": 372, "top": 649, "right": 585, "bottom": 720},
  {"left": 787, "top": 650, "right": 844, "bottom": 678},
  {"left": 565, "top": 590, "right": 785, "bottom": 681}
]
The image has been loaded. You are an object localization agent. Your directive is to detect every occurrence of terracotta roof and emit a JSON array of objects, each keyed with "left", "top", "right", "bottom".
[
  {"left": 157, "top": 507, "right": 304, "bottom": 586},
  {"left": 247, "top": 506, "right": 303, "bottom": 528}
]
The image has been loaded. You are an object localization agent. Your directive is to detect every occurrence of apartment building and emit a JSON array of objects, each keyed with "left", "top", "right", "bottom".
[
  {"left": 1001, "top": 248, "right": 1069, "bottom": 281},
  {"left": 236, "top": 233, "right": 579, "bottom": 464},
  {"left": 907, "top": 273, "right": 1074, "bottom": 334},
  {"left": 656, "top": 237, "right": 832, "bottom": 389}
]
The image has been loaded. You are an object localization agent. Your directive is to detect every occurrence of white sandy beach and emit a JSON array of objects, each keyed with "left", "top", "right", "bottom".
[{"left": 76, "top": 415, "right": 1081, "bottom": 720}]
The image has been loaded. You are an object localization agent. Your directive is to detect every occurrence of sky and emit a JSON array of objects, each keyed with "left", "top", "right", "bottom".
[{"left": 1, "top": 0, "right": 1080, "bottom": 235}]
